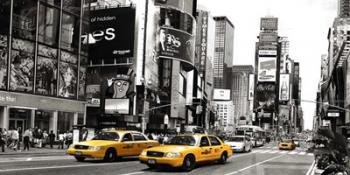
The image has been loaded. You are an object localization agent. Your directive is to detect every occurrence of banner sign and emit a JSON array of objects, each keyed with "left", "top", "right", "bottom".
[
  {"left": 258, "top": 57, "right": 276, "bottom": 82},
  {"left": 248, "top": 74, "right": 254, "bottom": 100},
  {"left": 86, "top": 7, "right": 135, "bottom": 60},
  {"left": 279, "top": 74, "right": 290, "bottom": 101},
  {"left": 255, "top": 83, "right": 276, "bottom": 112},
  {"left": 158, "top": 27, "right": 195, "bottom": 66}
]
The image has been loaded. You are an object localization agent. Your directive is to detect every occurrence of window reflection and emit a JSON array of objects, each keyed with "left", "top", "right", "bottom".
[
  {"left": 12, "top": 0, "right": 37, "bottom": 40},
  {"left": 63, "top": 0, "right": 81, "bottom": 15},
  {"left": 61, "top": 13, "right": 80, "bottom": 52},
  {"left": 38, "top": 4, "right": 60, "bottom": 46}
]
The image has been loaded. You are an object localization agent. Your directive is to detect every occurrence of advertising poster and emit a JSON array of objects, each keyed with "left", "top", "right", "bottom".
[
  {"left": 248, "top": 74, "right": 254, "bottom": 100},
  {"left": 10, "top": 38, "right": 35, "bottom": 92},
  {"left": 36, "top": 56, "right": 57, "bottom": 95},
  {"left": 279, "top": 74, "right": 290, "bottom": 101},
  {"left": 255, "top": 83, "right": 276, "bottom": 112},
  {"left": 87, "top": 7, "right": 135, "bottom": 60},
  {"left": 58, "top": 62, "right": 77, "bottom": 98},
  {"left": 258, "top": 57, "right": 276, "bottom": 82},
  {"left": 213, "top": 89, "right": 231, "bottom": 100},
  {"left": 158, "top": 27, "right": 195, "bottom": 66},
  {"left": 0, "top": 35, "right": 7, "bottom": 89}
]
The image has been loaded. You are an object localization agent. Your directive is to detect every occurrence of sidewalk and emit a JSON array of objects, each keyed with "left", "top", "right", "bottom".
[{"left": 0, "top": 146, "right": 67, "bottom": 156}]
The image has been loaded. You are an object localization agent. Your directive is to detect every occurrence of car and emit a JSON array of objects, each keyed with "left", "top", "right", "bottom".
[
  {"left": 139, "top": 134, "right": 233, "bottom": 171},
  {"left": 67, "top": 130, "right": 159, "bottom": 162},
  {"left": 278, "top": 139, "right": 296, "bottom": 150},
  {"left": 225, "top": 135, "right": 252, "bottom": 152}
]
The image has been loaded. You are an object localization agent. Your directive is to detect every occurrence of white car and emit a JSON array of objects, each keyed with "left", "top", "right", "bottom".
[{"left": 225, "top": 135, "right": 252, "bottom": 152}]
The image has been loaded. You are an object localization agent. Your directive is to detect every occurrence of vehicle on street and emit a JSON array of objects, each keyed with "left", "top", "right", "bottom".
[
  {"left": 236, "top": 125, "right": 266, "bottom": 147},
  {"left": 67, "top": 130, "right": 159, "bottom": 162},
  {"left": 278, "top": 139, "right": 296, "bottom": 150},
  {"left": 139, "top": 134, "right": 233, "bottom": 171},
  {"left": 225, "top": 135, "right": 252, "bottom": 152}
]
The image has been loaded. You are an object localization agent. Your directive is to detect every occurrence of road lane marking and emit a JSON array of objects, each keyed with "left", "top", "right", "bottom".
[
  {"left": 298, "top": 152, "right": 306, "bottom": 155},
  {"left": 0, "top": 161, "right": 132, "bottom": 172},
  {"left": 119, "top": 172, "right": 144, "bottom": 175},
  {"left": 0, "top": 156, "right": 74, "bottom": 163},
  {"left": 252, "top": 150, "right": 263, "bottom": 153},
  {"left": 307, "top": 153, "right": 313, "bottom": 156},
  {"left": 224, "top": 154, "right": 285, "bottom": 175},
  {"left": 306, "top": 160, "right": 316, "bottom": 175},
  {"left": 268, "top": 150, "right": 278, "bottom": 154},
  {"left": 288, "top": 151, "right": 298, "bottom": 155},
  {"left": 259, "top": 150, "right": 270, "bottom": 153}
]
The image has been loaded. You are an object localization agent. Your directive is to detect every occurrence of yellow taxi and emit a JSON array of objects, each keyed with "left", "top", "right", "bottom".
[
  {"left": 139, "top": 134, "right": 233, "bottom": 171},
  {"left": 67, "top": 130, "right": 159, "bottom": 162},
  {"left": 278, "top": 139, "right": 296, "bottom": 150}
]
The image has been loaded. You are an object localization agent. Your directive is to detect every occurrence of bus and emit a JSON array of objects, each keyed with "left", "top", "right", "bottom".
[{"left": 235, "top": 125, "right": 266, "bottom": 147}]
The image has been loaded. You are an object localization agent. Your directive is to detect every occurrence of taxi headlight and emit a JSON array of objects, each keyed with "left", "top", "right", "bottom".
[
  {"left": 89, "top": 146, "right": 101, "bottom": 151},
  {"left": 165, "top": 152, "right": 181, "bottom": 158},
  {"left": 140, "top": 150, "right": 147, "bottom": 156}
]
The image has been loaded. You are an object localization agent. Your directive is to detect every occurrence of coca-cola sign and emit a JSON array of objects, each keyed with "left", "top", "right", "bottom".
[
  {"left": 158, "top": 27, "right": 195, "bottom": 67},
  {"left": 279, "top": 74, "right": 290, "bottom": 101}
]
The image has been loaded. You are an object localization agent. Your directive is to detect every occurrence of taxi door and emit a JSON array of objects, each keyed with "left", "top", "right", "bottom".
[
  {"left": 131, "top": 133, "right": 150, "bottom": 154},
  {"left": 199, "top": 136, "right": 212, "bottom": 161},
  {"left": 208, "top": 136, "right": 223, "bottom": 160},
  {"left": 120, "top": 133, "right": 136, "bottom": 156}
]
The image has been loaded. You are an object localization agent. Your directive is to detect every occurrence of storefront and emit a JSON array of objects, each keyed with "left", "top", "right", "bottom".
[{"left": 0, "top": 91, "right": 85, "bottom": 134}]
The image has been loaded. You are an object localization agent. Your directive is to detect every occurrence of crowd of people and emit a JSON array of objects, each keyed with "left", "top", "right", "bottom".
[{"left": 0, "top": 127, "right": 74, "bottom": 152}]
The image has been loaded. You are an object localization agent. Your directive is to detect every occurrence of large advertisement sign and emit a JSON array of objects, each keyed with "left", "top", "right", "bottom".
[
  {"left": 158, "top": 27, "right": 195, "bottom": 66},
  {"left": 258, "top": 57, "right": 276, "bottom": 82},
  {"left": 255, "top": 83, "right": 276, "bottom": 112},
  {"left": 260, "top": 17, "right": 278, "bottom": 30},
  {"left": 86, "top": 7, "right": 135, "bottom": 60},
  {"left": 248, "top": 74, "right": 255, "bottom": 100},
  {"left": 213, "top": 89, "right": 231, "bottom": 100},
  {"left": 279, "top": 74, "right": 290, "bottom": 101}
]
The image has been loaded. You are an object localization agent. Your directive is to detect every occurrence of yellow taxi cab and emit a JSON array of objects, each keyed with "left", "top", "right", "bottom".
[
  {"left": 139, "top": 134, "right": 233, "bottom": 171},
  {"left": 278, "top": 139, "right": 296, "bottom": 150},
  {"left": 67, "top": 130, "right": 159, "bottom": 162}
]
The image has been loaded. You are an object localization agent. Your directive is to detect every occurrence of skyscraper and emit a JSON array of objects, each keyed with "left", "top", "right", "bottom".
[
  {"left": 338, "top": 0, "right": 350, "bottom": 18},
  {"left": 213, "top": 16, "right": 234, "bottom": 89}
]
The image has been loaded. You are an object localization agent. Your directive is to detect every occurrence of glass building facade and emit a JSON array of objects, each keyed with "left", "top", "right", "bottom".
[{"left": 0, "top": 0, "right": 86, "bottom": 134}]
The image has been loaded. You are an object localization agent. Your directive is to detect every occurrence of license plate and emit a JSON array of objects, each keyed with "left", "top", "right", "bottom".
[
  {"left": 147, "top": 159, "right": 156, "bottom": 164},
  {"left": 75, "top": 151, "right": 82, "bottom": 156}
]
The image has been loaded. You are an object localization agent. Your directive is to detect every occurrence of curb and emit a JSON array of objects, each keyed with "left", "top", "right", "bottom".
[
  {"left": 0, "top": 150, "right": 66, "bottom": 156},
  {"left": 306, "top": 160, "right": 316, "bottom": 175}
]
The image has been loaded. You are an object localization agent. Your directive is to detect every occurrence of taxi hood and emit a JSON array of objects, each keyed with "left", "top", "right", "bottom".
[
  {"left": 76, "top": 140, "right": 119, "bottom": 147},
  {"left": 146, "top": 145, "right": 195, "bottom": 153}
]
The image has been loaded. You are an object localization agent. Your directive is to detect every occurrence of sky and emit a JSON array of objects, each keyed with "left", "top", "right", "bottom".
[{"left": 197, "top": 0, "right": 337, "bottom": 130}]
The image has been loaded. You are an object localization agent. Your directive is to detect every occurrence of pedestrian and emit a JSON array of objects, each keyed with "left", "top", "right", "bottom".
[
  {"left": 23, "top": 128, "right": 31, "bottom": 151},
  {"left": 48, "top": 130, "right": 55, "bottom": 149},
  {"left": 17, "top": 127, "right": 22, "bottom": 150},
  {"left": 37, "top": 129, "right": 43, "bottom": 148},
  {"left": 11, "top": 128, "right": 19, "bottom": 151},
  {"left": 0, "top": 128, "right": 5, "bottom": 152},
  {"left": 65, "top": 131, "right": 73, "bottom": 149},
  {"left": 58, "top": 132, "right": 64, "bottom": 149},
  {"left": 147, "top": 133, "right": 153, "bottom": 140},
  {"left": 42, "top": 130, "right": 48, "bottom": 148}
]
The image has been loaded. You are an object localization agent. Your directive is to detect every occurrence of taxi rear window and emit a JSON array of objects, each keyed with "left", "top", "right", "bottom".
[{"left": 166, "top": 136, "right": 196, "bottom": 146}]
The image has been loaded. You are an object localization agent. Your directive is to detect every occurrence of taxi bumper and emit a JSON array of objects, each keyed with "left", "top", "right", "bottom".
[
  {"left": 139, "top": 155, "right": 184, "bottom": 167},
  {"left": 278, "top": 144, "right": 293, "bottom": 150},
  {"left": 67, "top": 148, "right": 106, "bottom": 159}
]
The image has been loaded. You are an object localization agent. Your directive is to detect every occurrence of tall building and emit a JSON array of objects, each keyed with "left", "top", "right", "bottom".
[
  {"left": 213, "top": 16, "right": 234, "bottom": 89},
  {"left": 338, "top": 0, "right": 350, "bottom": 18},
  {"left": 0, "top": 0, "right": 86, "bottom": 133},
  {"left": 213, "top": 89, "right": 234, "bottom": 132},
  {"left": 231, "top": 65, "right": 254, "bottom": 125}
]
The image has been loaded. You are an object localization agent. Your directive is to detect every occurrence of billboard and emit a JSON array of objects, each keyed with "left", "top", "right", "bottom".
[
  {"left": 158, "top": 27, "right": 195, "bottom": 66},
  {"left": 86, "top": 7, "right": 135, "bottom": 61},
  {"left": 260, "top": 17, "right": 278, "bottom": 30},
  {"left": 258, "top": 57, "right": 276, "bottom": 82},
  {"left": 248, "top": 74, "right": 255, "bottom": 100},
  {"left": 279, "top": 74, "right": 290, "bottom": 101},
  {"left": 255, "top": 83, "right": 276, "bottom": 112},
  {"left": 213, "top": 89, "right": 231, "bottom": 100},
  {"left": 105, "top": 98, "right": 130, "bottom": 114}
]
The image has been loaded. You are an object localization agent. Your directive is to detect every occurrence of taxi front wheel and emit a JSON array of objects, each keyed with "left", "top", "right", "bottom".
[
  {"left": 218, "top": 152, "right": 228, "bottom": 164},
  {"left": 182, "top": 155, "right": 195, "bottom": 172},
  {"left": 104, "top": 149, "right": 117, "bottom": 162}
]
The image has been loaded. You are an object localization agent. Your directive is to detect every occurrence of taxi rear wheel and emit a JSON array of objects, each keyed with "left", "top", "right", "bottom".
[
  {"left": 104, "top": 149, "right": 117, "bottom": 162},
  {"left": 182, "top": 155, "right": 195, "bottom": 172},
  {"left": 218, "top": 152, "right": 228, "bottom": 164},
  {"left": 75, "top": 156, "right": 85, "bottom": 162}
]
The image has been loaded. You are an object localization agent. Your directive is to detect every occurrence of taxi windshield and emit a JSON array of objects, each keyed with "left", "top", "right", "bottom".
[
  {"left": 92, "top": 132, "right": 119, "bottom": 141},
  {"left": 227, "top": 137, "right": 244, "bottom": 142},
  {"left": 165, "top": 136, "right": 196, "bottom": 146}
]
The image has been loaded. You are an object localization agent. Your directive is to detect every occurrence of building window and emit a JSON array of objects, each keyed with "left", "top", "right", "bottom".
[
  {"left": 63, "top": 0, "right": 81, "bottom": 15},
  {"left": 57, "top": 112, "right": 74, "bottom": 132},
  {"left": 0, "top": 0, "right": 10, "bottom": 90},
  {"left": 10, "top": 38, "right": 35, "bottom": 92},
  {"left": 36, "top": 44, "right": 58, "bottom": 96},
  {"left": 61, "top": 13, "right": 80, "bottom": 52},
  {"left": 12, "top": 0, "right": 37, "bottom": 41},
  {"left": 58, "top": 51, "right": 77, "bottom": 98},
  {"left": 38, "top": 4, "right": 60, "bottom": 46}
]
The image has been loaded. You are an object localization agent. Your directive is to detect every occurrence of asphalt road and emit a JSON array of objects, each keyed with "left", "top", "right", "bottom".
[{"left": 0, "top": 146, "right": 314, "bottom": 175}]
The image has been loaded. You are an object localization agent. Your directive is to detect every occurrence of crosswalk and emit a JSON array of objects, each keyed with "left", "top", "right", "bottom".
[{"left": 251, "top": 149, "right": 313, "bottom": 156}]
